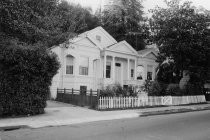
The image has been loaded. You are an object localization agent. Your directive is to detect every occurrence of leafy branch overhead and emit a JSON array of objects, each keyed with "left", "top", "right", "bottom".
[
  {"left": 0, "top": 0, "right": 99, "bottom": 47},
  {"left": 99, "top": 0, "right": 149, "bottom": 51},
  {"left": 150, "top": 0, "right": 210, "bottom": 83}
]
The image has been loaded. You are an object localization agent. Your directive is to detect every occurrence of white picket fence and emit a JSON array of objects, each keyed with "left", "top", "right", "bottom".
[{"left": 98, "top": 95, "right": 206, "bottom": 110}]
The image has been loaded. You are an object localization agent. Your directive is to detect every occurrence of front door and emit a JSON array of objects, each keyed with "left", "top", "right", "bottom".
[{"left": 115, "top": 63, "right": 122, "bottom": 85}]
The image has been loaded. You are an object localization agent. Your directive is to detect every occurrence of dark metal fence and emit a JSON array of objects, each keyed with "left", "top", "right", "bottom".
[{"left": 56, "top": 88, "right": 100, "bottom": 109}]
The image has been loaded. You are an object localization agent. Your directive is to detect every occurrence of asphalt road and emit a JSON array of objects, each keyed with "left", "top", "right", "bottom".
[{"left": 1, "top": 110, "right": 210, "bottom": 140}]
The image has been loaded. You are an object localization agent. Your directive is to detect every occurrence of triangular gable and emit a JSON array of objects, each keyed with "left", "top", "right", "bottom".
[
  {"left": 138, "top": 49, "right": 158, "bottom": 58},
  {"left": 67, "top": 36, "right": 98, "bottom": 50},
  {"left": 107, "top": 41, "right": 138, "bottom": 55},
  {"left": 80, "top": 26, "right": 117, "bottom": 50},
  {"left": 145, "top": 52, "right": 157, "bottom": 60}
]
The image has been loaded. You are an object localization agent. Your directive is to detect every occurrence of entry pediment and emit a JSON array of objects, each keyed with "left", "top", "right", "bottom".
[
  {"left": 107, "top": 41, "right": 138, "bottom": 55},
  {"left": 145, "top": 52, "right": 157, "bottom": 60}
]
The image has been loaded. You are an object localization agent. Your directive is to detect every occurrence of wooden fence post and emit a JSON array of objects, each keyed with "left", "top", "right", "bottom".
[
  {"left": 64, "top": 88, "right": 66, "bottom": 94},
  {"left": 56, "top": 88, "right": 59, "bottom": 100},
  {"left": 90, "top": 89, "right": 93, "bottom": 108}
]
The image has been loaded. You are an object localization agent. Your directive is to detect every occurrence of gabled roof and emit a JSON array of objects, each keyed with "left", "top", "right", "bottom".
[
  {"left": 79, "top": 26, "right": 117, "bottom": 44},
  {"left": 78, "top": 26, "right": 117, "bottom": 50},
  {"left": 106, "top": 40, "right": 138, "bottom": 55},
  {"left": 138, "top": 48, "right": 158, "bottom": 57}
]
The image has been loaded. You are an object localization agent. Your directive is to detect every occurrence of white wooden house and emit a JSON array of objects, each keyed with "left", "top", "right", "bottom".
[{"left": 50, "top": 27, "right": 158, "bottom": 98}]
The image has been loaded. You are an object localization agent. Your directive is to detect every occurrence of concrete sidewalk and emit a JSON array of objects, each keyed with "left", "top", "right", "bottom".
[{"left": 0, "top": 101, "right": 210, "bottom": 129}]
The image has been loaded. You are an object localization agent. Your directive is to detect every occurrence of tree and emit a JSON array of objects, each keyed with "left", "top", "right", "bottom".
[
  {"left": 150, "top": 0, "right": 210, "bottom": 85},
  {"left": 99, "top": 0, "right": 148, "bottom": 50},
  {"left": 0, "top": 0, "right": 99, "bottom": 47},
  {"left": 0, "top": 40, "right": 60, "bottom": 117}
]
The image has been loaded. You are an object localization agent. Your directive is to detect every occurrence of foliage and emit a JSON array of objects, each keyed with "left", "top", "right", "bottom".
[
  {"left": 99, "top": 0, "right": 148, "bottom": 50},
  {"left": 150, "top": 0, "right": 210, "bottom": 84},
  {"left": 149, "top": 81, "right": 204, "bottom": 96},
  {"left": 184, "top": 83, "right": 203, "bottom": 95},
  {"left": 100, "top": 85, "right": 136, "bottom": 97},
  {"left": 0, "top": 0, "right": 99, "bottom": 47},
  {"left": 100, "top": 86, "right": 115, "bottom": 97},
  {"left": 142, "top": 80, "right": 153, "bottom": 92},
  {"left": 156, "top": 60, "right": 181, "bottom": 84},
  {"left": 0, "top": 40, "right": 60, "bottom": 117},
  {"left": 148, "top": 81, "right": 167, "bottom": 96},
  {"left": 166, "top": 84, "right": 182, "bottom": 96}
]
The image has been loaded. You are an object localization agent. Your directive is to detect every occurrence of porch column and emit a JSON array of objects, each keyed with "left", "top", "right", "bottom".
[
  {"left": 99, "top": 58, "right": 101, "bottom": 78},
  {"left": 103, "top": 54, "right": 106, "bottom": 78},
  {"left": 88, "top": 58, "right": 93, "bottom": 77},
  {"left": 74, "top": 58, "right": 78, "bottom": 76},
  {"left": 112, "top": 56, "right": 115, "bottom": 81},
  {"left": 144, "top": 64, "right": 147, "bottom": 80},
  {"left": 152, "top": 65, "right": 156, "bottom": 81},
  {"left": 134, "top": 59, "right": 137, "bottom": 80},
  {"left": 127, "top": 59, "right": 130, "bottom": 80}
]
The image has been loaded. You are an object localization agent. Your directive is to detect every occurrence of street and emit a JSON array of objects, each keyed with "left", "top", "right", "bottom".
[{"left": 1, "top": 110, "right": 210, "bottom": 140}]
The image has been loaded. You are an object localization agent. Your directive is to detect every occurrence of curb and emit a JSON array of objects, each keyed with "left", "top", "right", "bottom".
[
  {"left": 0, "top": 106, "right": 210, "bottom": 131},
  {"left": 140, "top": 106, "right": 210, "bottom": 117},
  {"left": 0, "top": 125, "right": 29, "bottom": 131},
  {"left": 27, "top": 113, "right": 141, "bottom": 128}
]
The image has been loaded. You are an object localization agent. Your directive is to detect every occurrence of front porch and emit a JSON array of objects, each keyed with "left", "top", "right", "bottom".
[{"left": 102, "top": 50, "right": 138, "bottom": 87}]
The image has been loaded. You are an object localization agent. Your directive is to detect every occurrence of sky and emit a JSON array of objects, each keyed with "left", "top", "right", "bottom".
[{"left": 67, "top": 0, "right": 210, "bottom": 15}]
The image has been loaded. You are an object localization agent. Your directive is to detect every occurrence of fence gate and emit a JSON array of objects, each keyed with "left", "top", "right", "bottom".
[
  {"left": 161, "top": 96, "right": 172, "bottom": 105},
  {"left": 80, "top": 86, "right": 87, "bottom": 106}
]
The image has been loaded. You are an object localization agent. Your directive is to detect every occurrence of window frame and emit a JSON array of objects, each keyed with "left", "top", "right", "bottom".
[
  {"left": 147, "top": 65, "right": 153, "bottom": 80},
  {"left": 131, "top": 69, "right": 134, "bottom": 78},
  {"left": 79, "top": 56, "right": 89, "bottom": 76},
  {"left": 66, "top": 55, "right": 74, "bottom": 75},
  {"left": 106, "top": 61, "right": 111, "bottom": 78}
]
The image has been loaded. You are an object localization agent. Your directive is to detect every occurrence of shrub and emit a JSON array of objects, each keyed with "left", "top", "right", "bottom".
[
  {"left": 113, "top": 84, "right": 127, "bottom": 97},
  {"left": 142, "top": 80, "right": 153, "bottom": 92},
  {"left": 0, "top": 42, "right": 60, "bottom": 117},
  {"left": 100, "top": 86, "right": 115, "bottom": 97},
  {"left": 127, "top": 85, "right": 137, "bottom": 96},
  {"left": 184, "top": 83, "right": 203, "bottom": 95},
  {"left": 100, "top": 84, "right": 136, "bottom": 97},
  {"left": 148, "top": 81, "right": 168, "bottom": 96},
  {"left": 166, "top": 84, "right": 182, "bottom": 96}
]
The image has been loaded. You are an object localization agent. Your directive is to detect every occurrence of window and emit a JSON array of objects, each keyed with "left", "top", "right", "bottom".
[
  {"left": 147, "top": 72, "right": 152, "bottom": 80},
  {"left": 96, "top": 35, "right": 101, "bottom": 42},
  {"left": 131, "top": 69, "right": 134, "bottom": 78},
  {"left": 80, "top": 67, "right": 88, "bottom": 75},
  {"left": 109, "top": 0, "right": 114, "bottom": 4},
  {"left": 79, "top": 57, "right": 89, "bottom": 75},
  {"left": 115, "top": 63, "right": 121, "bottom": 67},
  {"left": 137, "top": 65, "right": 144, "bottom": 80},
  {"left": 147, "top": 65, "right": 153, "bottom": 80},
  {"left": 106, "top": 62, "right": 111, "bottom": 78},
  {"left": 66, "top": 55, "right": 74, "bottom": 74}
]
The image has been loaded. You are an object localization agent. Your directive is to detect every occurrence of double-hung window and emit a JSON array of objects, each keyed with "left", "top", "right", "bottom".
[
  {"left": 147, "top": 65, "right": 153, "bottom": 80},
  {"left": 66, "top": 55, "right": 74, "bottom": 74},
  {"left": 106, "top": 62, "right": 111, "bottom": 78},
  {"left": 79, "top": 57, "right": 89, "bottom": 75},
  {"left": 131, "top": 69, "right": 134, "bottom": 78},
  {"left": 137, "top": 65, "right": 144, "bottom": 80}
]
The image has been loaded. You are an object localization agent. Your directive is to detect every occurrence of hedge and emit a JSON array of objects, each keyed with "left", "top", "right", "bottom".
[{"left": 0, "top": 42, "right": 60, "bottom": 117}]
